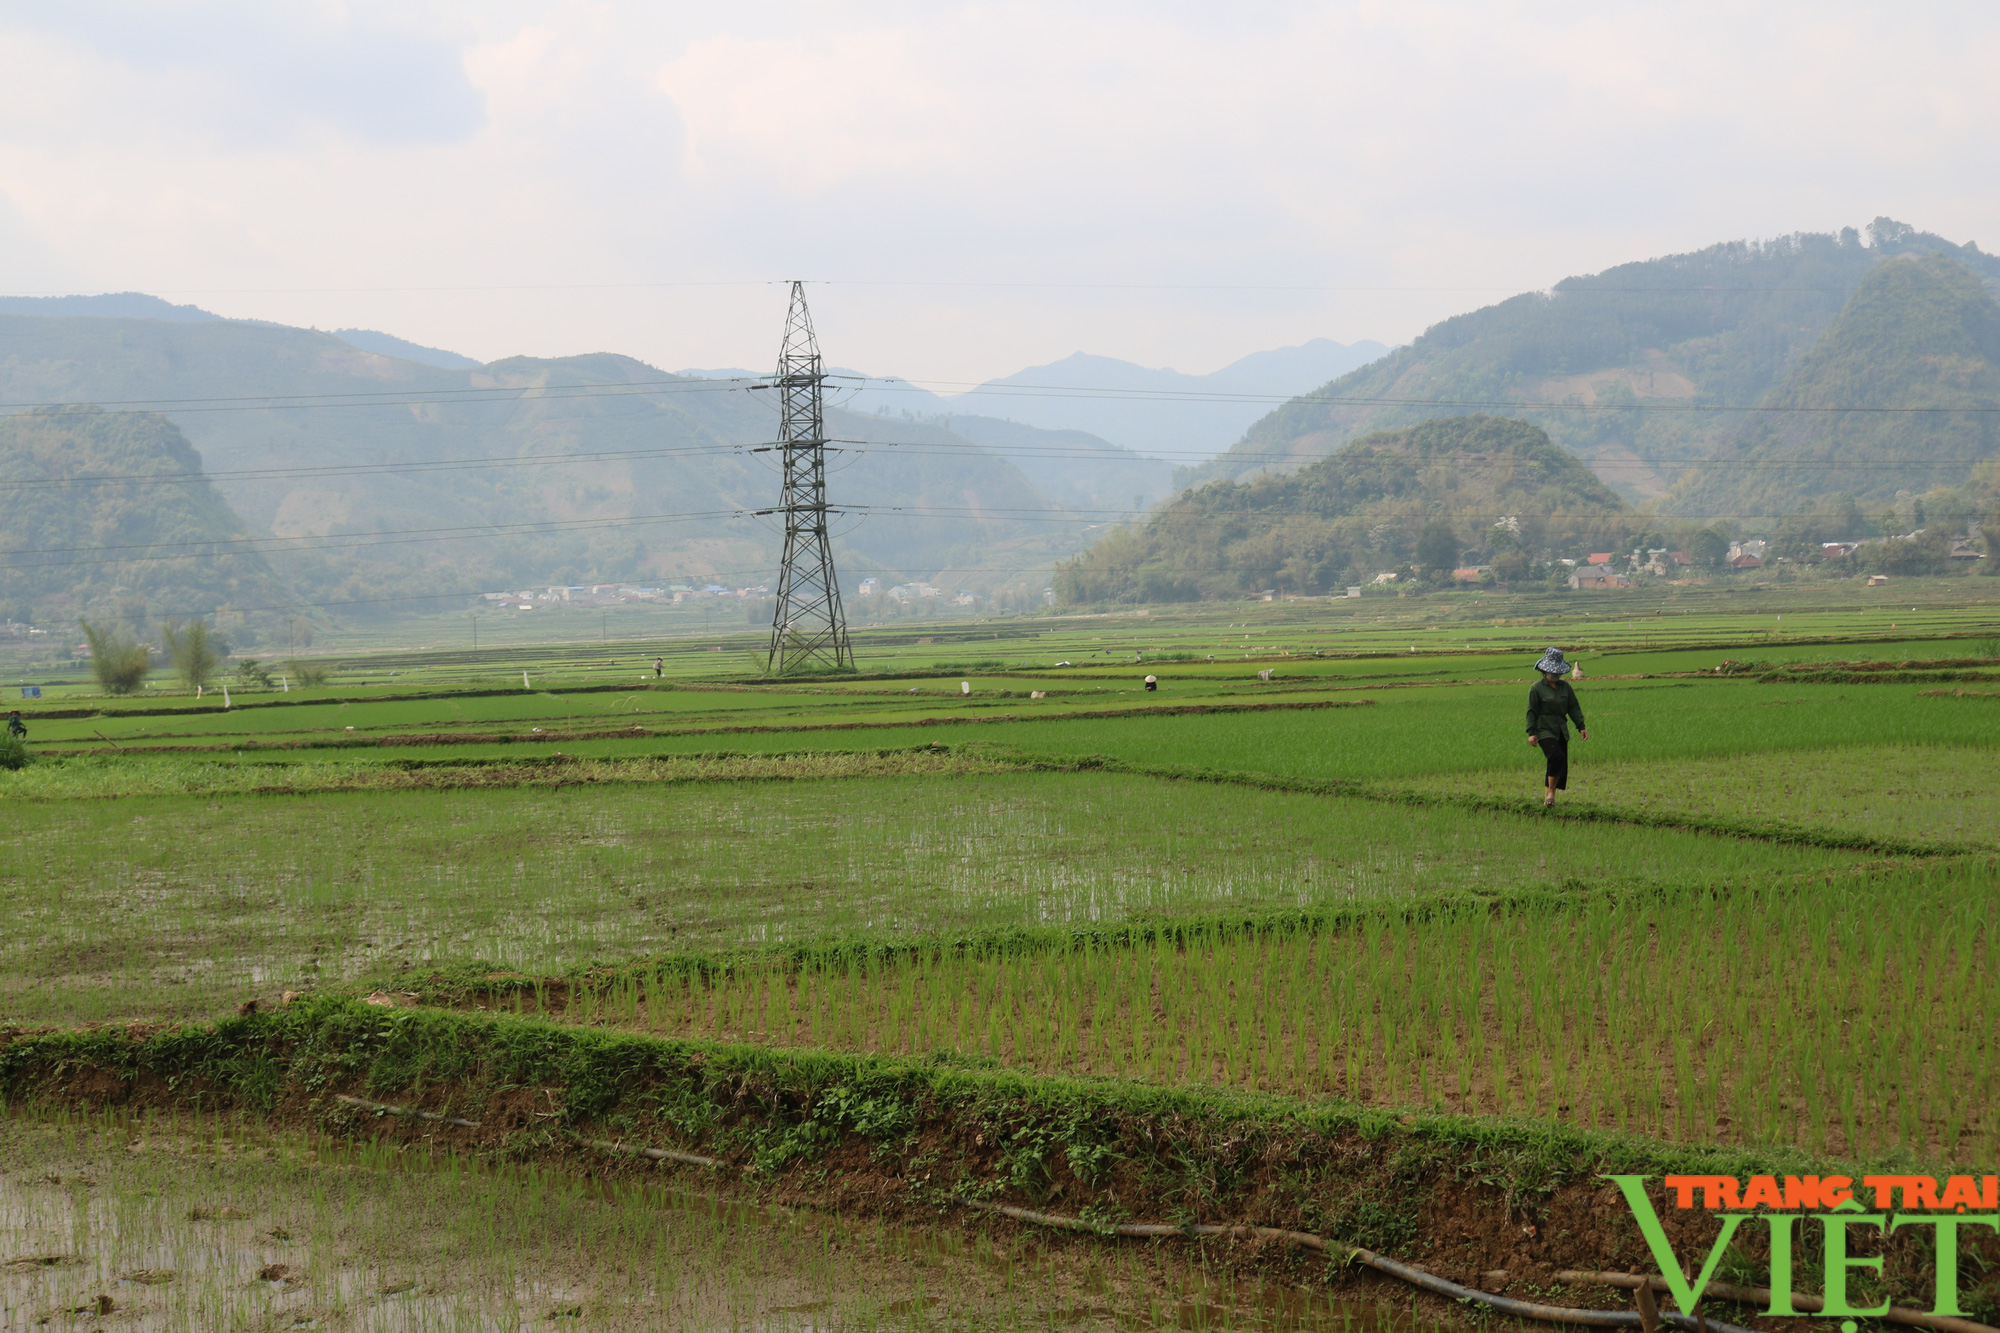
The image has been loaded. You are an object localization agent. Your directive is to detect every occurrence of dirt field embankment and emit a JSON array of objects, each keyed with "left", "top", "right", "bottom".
[{"left": 2, "top": 999, "right": 1991, "bottom": 1327}]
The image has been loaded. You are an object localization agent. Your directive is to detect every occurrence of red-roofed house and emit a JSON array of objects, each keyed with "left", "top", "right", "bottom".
[{"left": 1587, "top": 553, "right": 1614, "bottom": 565}]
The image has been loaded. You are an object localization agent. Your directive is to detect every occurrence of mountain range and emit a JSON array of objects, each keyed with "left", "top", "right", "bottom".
[
  {"left": 0, "top": 311, "right": 1112, "bottom": 632},
  {"left": 1188, "top": 218, "right": 2000, "bottom": 521}
]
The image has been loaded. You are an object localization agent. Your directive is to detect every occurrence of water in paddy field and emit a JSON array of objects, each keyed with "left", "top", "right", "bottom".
[{"left": 0, "top": 1108, "right": 1429, "bottom": 1332}]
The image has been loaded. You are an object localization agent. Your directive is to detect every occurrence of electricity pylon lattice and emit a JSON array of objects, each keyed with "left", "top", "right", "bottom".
[{"left": 764, "top": 281, "right": 854, "bottom": 674}]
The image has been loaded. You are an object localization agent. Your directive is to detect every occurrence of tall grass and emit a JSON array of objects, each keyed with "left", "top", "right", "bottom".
[{"left": 575, "top": 863, "right": 1997, "bottom": 1163}]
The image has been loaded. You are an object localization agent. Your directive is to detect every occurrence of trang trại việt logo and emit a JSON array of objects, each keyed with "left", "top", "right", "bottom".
[{"left": 1607, "top": 1174, "right": 1998, "bottom": 1323}]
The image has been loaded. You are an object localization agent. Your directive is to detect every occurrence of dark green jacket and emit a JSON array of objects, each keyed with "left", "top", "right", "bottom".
[{"left": 1525, "top": 679, "right": 1585, "bottom": 742}]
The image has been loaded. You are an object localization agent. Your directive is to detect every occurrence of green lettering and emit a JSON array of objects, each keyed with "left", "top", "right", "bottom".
[
  {"left": 1820, "top": 1211, "right": 1890, "bottom": 1317},
  {"left": 1763, "top": 1214, "right": 1798, "bottom": 1316},
  {"left": 1890, "top": 1214, "right": 2000, "bottom": 1317},
  {"left": 1605, "top": 1175, "right": 1751, "bottom": 1313}
]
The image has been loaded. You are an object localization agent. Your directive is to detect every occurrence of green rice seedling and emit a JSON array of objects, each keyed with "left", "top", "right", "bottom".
[
  {"left": 0, "top": 770, "right": 1867, "bottom": 1026},
  {"left": 606, "top": 861, "right": 1994, "bottom": 1163}
]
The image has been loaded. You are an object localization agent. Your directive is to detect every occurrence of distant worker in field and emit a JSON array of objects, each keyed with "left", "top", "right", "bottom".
[
  {"left": 652, "top": 657, "right": 663, "bottom": 678},
  {"left": 1525, "top": 647, "right": 1586, "bottom": 809},
  {"left": 5, "top": 710, "right": 23, "bottom": 738}
]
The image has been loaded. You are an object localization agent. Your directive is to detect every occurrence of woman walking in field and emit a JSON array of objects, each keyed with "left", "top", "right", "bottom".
[{"left": 1526, "top": 647, "right": 1586, "bottom": 808}]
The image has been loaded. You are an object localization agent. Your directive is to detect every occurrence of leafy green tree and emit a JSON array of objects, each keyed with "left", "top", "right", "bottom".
[
  {"left": 78, "top": 619, "right": 151, "bottom": 695},
  {"left": 1416, "top": 522, "right": 1460, "bottom": 573},
  {"left": 1690, "top": 528, "right": 1730, "bottom": 570},
  {"left": 160, "top": 618, "right": 225, "bottom": 694}
]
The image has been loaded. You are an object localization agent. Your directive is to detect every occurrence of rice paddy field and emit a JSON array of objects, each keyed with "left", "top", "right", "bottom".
[{"left": 2, "top": 582, "right": 1997, "bottom": 1329}]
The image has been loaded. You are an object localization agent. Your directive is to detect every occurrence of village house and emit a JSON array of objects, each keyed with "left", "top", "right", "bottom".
[{"left": 1570, "top": 567, "right": 1630, "bottom": 590}]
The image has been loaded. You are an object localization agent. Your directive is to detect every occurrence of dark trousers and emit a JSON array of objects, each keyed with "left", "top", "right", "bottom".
[{"left": 1541, "top": 736, "right": 1569, "bottom": 789}]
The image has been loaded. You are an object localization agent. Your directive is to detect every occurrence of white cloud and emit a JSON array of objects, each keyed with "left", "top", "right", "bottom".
[{"left": 0, "top": 0, "right": 1993, "bottom": 382}]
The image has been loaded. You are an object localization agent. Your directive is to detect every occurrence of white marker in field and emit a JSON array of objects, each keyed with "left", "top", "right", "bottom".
[{"left": 961, "top": 681, "right": 970, "bottom": 694}]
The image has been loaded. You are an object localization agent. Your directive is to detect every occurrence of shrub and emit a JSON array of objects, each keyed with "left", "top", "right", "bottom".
[
  {"left": 234, "top": 658, "right": 274, "bottom": 689},
  {"left": 286, "top": 660, "right": 329, "bottom": 687},
  {"left": 0, "top": 734, "right": 27, "bottom": 770},
  {"left": 78, "top": 619, "right": 151, "bottom": 695},
  {"left": 160, "top": 619, "right": 224, "bottom": 694}
]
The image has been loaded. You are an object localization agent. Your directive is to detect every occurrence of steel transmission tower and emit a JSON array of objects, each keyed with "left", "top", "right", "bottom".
[{"left": 763, "top": 281, "right": 854, "bottom": 673}]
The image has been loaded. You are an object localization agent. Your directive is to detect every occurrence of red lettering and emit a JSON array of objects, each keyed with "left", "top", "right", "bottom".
[
  {"left": 1864, "top": 1175, "right": 1906, "bottom": 1209},
  {"left": 1821, "top": 1175, "right": 1854, "bottom": 1209},
  {"left": 1741, "top": 1175, "right": 1786, "bottom": 1210},
  {"left": 1909, "top": 1178, "right": 1941, "bottom": 1211},
  {"left": 1666, "top": 1176, "right": 1703, "bottom": 1209},
  {"left": 1939, "top": 1177, "right": 1981, "bottom": 1212},
  {"left": 1783, "top": 1176, "right": 1822, "bottom": 1210},
  {"left": 1702, "top": 1177, "right": 1742, "bottom": 1210}
]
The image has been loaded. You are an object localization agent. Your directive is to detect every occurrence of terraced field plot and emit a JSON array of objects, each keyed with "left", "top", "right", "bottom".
[{"left": 0, "top": 768, "right": 1872, "bottom": 1025}]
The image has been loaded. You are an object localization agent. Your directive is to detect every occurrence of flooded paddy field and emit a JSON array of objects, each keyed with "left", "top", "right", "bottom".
[{"left": 0, "top": 1110, "right": 1436, "bottom": 1332}]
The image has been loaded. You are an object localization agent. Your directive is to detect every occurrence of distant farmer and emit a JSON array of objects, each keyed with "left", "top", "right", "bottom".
[
  {"left": 6, "top": 710, "right": 24, "bottom": 738},
  {"left": 1143, "top": 674, "right": 1158, "bottom": 692},
  {"left": 652, "top": 657, "right": 663, "bottom": 678},
  {"left": 1525, "top": 647, "right": 1586, "bottom": 808}
]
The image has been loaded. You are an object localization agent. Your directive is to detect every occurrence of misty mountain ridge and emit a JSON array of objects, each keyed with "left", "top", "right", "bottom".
[
  {"left": 329, "top": 327, "right": 481, "bottom": 370},
  {"left": 1189, "top": 218, "right": 2000, "bottom": 519},
  {"left": 1671, "top": 251, "right": 2000, "bottom": 515},
  {"left": 0, "top": 291, "right": 484, "bottom": 373},
  {"left": 0, "top": 314, "right": 1105, "bottom": 626},
  {"left": 825, "top": 338, "right": 1390, "bottom": 457},
  {"left": 0, "top": 291, "right": 224, "bottom": 323}
]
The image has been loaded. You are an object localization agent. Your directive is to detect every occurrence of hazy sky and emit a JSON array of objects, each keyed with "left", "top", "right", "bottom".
[{"left": 0, "top": 1, "right": 1993, "bottom": 384}]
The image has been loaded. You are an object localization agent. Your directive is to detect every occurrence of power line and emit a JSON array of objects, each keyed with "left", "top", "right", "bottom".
[
  {"left": 0, "top": 279, "right": 1889, "bottom": 298},
  {"left": 6, "top": 438, "right": 1980, "bottom": 495},
  {"left": 848, "top": 376, "right": 2000, "bottom": 415},
  {"left": 4, "top": 370, "right": 1995, "bottom": 419},
  {"left": 0, "top": 507, "right": 759, "bottom": 569}
]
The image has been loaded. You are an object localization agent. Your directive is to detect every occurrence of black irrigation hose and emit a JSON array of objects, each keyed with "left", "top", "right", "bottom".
[
  {"left": 582, "top": 1135, "right": 722, "bottom": 1168},
  {"left": 331, "top": 1093, "right": 721, "bottom": 1167},
  {"left": 333, "top": 1093, "right": 481, "bottom": 1129},
  {"left": 957, "top": 1200, "right": 1758, "bottom": 1333}
]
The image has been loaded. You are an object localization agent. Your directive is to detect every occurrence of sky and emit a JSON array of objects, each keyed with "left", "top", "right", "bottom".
[{"left": 0, "top": 1, "right": 1994, "bottom": 385}]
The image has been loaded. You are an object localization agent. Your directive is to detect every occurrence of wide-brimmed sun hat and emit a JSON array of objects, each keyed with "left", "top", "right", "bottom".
[{"left": 1534, "top": 647, "right": 1572, "bottom": 675}]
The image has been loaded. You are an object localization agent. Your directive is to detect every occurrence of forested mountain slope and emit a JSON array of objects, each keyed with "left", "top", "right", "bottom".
[
  {"left": 1057, "top": 415, "right": 1634, "bottom": 602},
  {"left": 1670, "top": 253, "right": 2000, "bottom": 514},
  {"left": 1189, "top": 220, "right": 2000, "bottom": 518},
  {"left": 0, "top": 408, "right": 292, "bottom": 627}
]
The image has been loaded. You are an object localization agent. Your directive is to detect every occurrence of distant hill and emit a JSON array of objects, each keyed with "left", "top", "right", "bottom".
[
  {"left": 1056, "top": 415, "right": 1635, "bottom": 603},
  {"left": 1670, "top": 253, "right": 2000, "bottom": 515},
  {"left": 0, "top": 316, "right": 1075, "bottom": 611},
  {"left": 922, "top": 339, "right": 1390, "bottom": 457},
  {"left": 0, "top": 408, "right": 292, "bottom": 631},
  {"left": 1187, "top": 219, "right": 2000, "bottom": 519},
  {"left": 0, "top": 292, "right": 222, "bottom": 322},
  {"left": 928, "top": 415, "right": 1175, "bottom": 512},
  {"left": 331, "top": 328, "right": 480, "bottom": 369},
  {"left": 683, "top": 369, "right": 1176, "bottom": 516}
]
